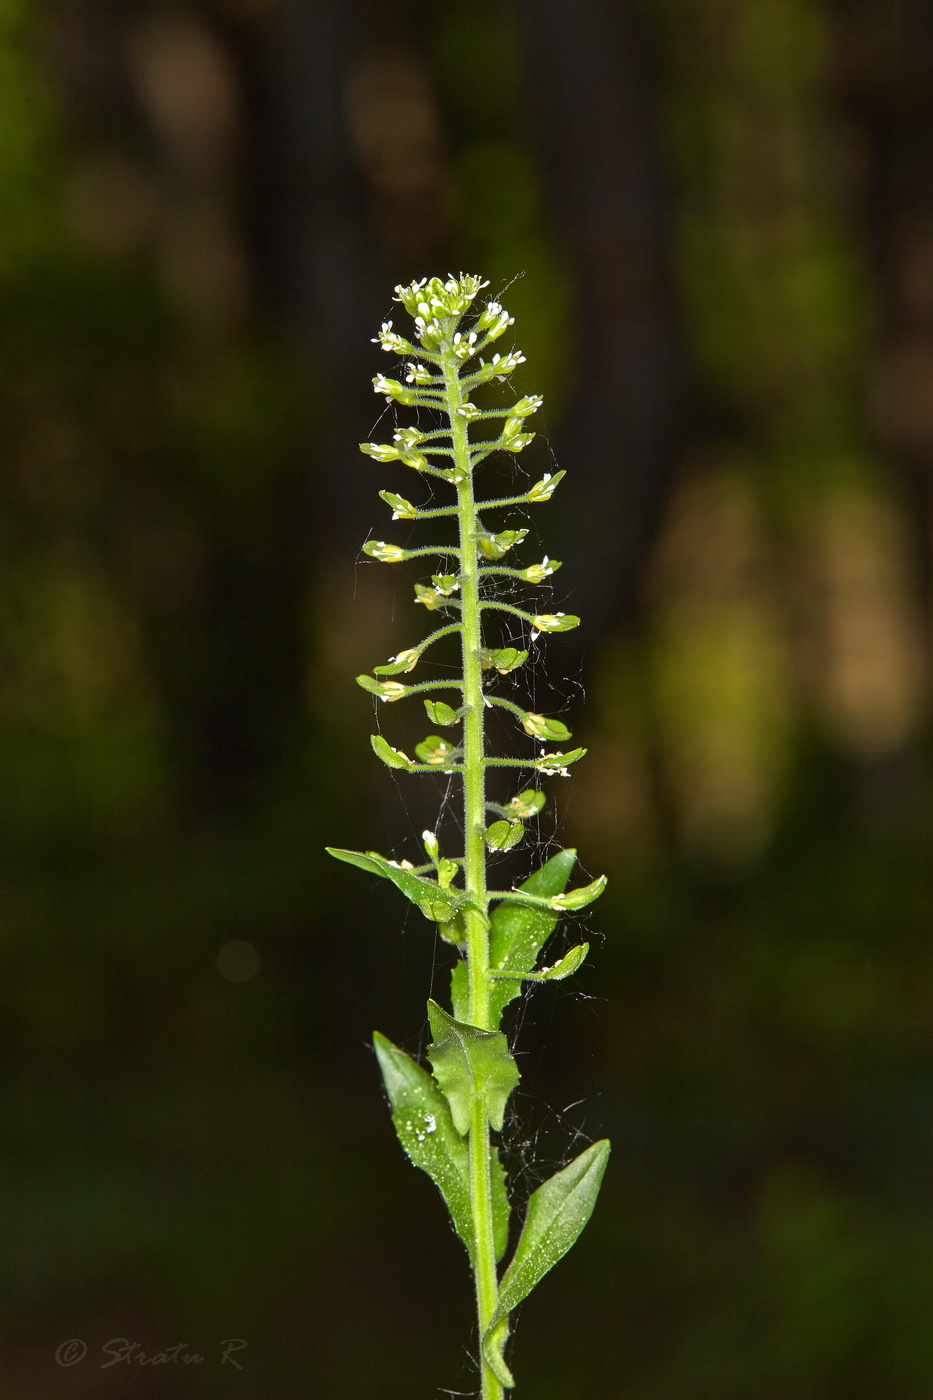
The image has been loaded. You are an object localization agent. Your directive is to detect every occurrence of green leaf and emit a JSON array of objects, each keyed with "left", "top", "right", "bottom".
[
  {"left": 419, "top": 897, "right": 458, "bottom": 923},
  {"left": 370, "top": 734, "right": 411, "bottom": 769},
  {"left": 451, "top": 849, "right": 578, "bottom": 1022},
  {"left": 490, "top": 1143, "right": 510, "bottom": 1263},
  {"left": 426, "top": 1000, "right": 520, "bottom": 1135},
  {"left": 483, "top": 1140, "right": 610, "bottom": 1379},
  {"left": 424, "top": 699, "right": 460, "bottom": 726},
  {"left": 485, "top": 820, "right": 524, "bottom": 852},
  {"left": 374, "top": 1032, "right": 509, "bottom": 1263},
  {"left": 326, "top": 847, "right": 473, "bottom": 920}
]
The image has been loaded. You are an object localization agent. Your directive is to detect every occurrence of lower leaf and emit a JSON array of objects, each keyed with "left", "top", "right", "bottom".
[
  {"left": 482, "top": 1139, "right": 611, "bottom": 1380},
  {"left": 373, "top": 1032, "right": 510, "bottom": 1268}
]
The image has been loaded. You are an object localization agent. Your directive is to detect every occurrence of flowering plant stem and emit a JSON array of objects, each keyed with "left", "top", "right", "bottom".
[
  {"left": 328, "top": 275, "right": 610, "bottom": 1396},
  {"left": 447, "top": 346, "right": 502, "bottom": 1398}
]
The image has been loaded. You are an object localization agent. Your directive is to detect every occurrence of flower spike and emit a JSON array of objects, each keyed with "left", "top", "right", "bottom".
[{"left": 329, "top": 275, "right": 608, "bottom": 1400}]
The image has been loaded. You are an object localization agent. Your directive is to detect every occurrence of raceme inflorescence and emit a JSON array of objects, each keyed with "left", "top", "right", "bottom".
[{"left": 327, "top": 275, "right": 609, "bottom": 1399}]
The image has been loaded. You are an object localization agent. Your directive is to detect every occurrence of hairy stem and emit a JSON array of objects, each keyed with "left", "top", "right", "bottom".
[{"left": 443, "top": 346, "right": 502, "bottom": 1400}]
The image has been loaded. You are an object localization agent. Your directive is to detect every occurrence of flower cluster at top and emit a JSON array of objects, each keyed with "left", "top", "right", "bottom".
[
  {"left": 370, "top": 274, "right": 522, "bottom": 370},
  {"left": 360, "top": 275, "right": 545, "bottom": 485}
]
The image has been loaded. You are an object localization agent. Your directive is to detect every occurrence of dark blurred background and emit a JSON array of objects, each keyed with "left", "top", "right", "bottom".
[{"left": 2, "top": 0, "right": 933, "bottom": 1396}]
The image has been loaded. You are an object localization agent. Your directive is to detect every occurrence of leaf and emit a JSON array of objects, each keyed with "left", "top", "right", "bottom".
[
  {"left": 326, "top": 847, "right": 472, "bottom": 920},
  {"left": 485, "top": 820, "right": 524, "bottom": 852},
  {"left": 374, "top": 1032, "right": 509, "bottom": 1263},
  {"left": 424, "top": 699, "right": 460, "bottom": 726},
  {"left": 419, "top": 897, "right": 459, "bottom": 924},
  {"left": 450, "top": 848, "right": 577, "bottom": 1022},
  {"left": 370, "top": 734, "right": 411, "bottom": 770},
  {"left": 490, "top": 1142, "right": 510, "bottom": 1263},
  {"left": 426, "top": 1000, "right": 520, "bottom": 1135},
  {"left": 482, "top": 1140, "right": 611, "bottom": 1379}
]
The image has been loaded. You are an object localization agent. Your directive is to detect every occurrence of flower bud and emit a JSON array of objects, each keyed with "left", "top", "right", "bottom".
[
  {"left": 477, "top": 528, "right": 528, "bottom": 560},
  {"left": 372, "top": 321, "right": 414, "bottom": 355},
  {"left": 452, "top": 330, "right": 479, "bottom": 360},
  {"left": 373, "top": 374, "right": 415, "bottom": 404},
  {"left": 522, "top": 557, "right": 561, "bottom": 584},
  {"left": 373, "top": 648, "right": 420, "bottom": 675},
  {"left": 505, "top": 789, "right": 547, "bottom": 819},
  {"left": 371, "top": 734, "right": 412, "bottom": 769},
  {"left": 522, "top": 712, "right": 572, "bottom": 742},
  {"left": 414, "top": 735, "right": 460, "bottom": 767},
  {"left": 379, "top": 491, "right": 418, "bottom": 520},
  {"left": 536, "top": 746, "right": 587, "bottom": 775},
  {"left": 422, "top": 829, "right": 440, "bottom": 860},
  {"left": 480, "top": 647, "right": 528, "bottom": 674},
  {"left": 531, "top": 613, "right": 580, "bottom": 638},
  {"left": 414, "top": 584, "right": 444, "bottom": 611},
  {"left": 527, "top": 470, "right": 566, "bottom": 502},
  {"left": 356, "top": 675, "right": 408, "bottom": 701},
  {"left": 362, "top": 540, "right": 407, "bottom": 563},
  {"left": 360, "top": 442, "right": 401, "bottom": 463}
]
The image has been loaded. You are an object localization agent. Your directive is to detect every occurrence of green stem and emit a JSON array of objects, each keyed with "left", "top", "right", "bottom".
[{"left": 443, "top": 344, "right": 503, "bottom": 1400}]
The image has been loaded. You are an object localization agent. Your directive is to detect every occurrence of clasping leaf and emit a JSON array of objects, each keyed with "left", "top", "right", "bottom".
[
  {"left": 450, "top": 847, "right": 577, "bottom": 1022},
  {"left": 426, "top": 1001, "right": 520, "bottom": 1135},
  {"left": 373, "top": 1033, "right": 509, "bottom": 1264}
]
